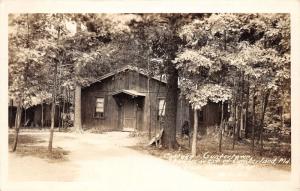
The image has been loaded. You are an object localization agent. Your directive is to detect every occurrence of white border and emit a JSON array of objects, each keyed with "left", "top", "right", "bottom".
[{"left": 1, "top": 0, "right": 299, "bottom": 191}]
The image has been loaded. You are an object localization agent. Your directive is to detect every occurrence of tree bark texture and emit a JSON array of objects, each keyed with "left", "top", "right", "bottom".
[
  {"left": 12, "top": 14, "right": 30, "bottom": 152},
  {"left": 259, "top": 89, "right": 271, "bottom": 155},
  {"left": 244, "top": 78, "right": 250, "bottom": 138},
  {"left": 237, "top": 72, "right": 244, "bottom": 140},
  {"left": 162, "top": 63, "right": 178, "bottom": 150},
  {"left": 12, "top": 101, "right": 22, "bottom": 152},
  {"left": 48, "top": 25, "right": 60, "bottom": 152},
  {"left": 73, "top": 19, "right": 83, "bottom": 133},
  {"left": 74, "top": 83, "right": 83, "bottom": 133},
  {"left": 219, "top": 101, "right": 224, "bottom": 152},
  {"left": 252, "top": 89, "right": 256, "bottom": 153},
  {"left": 41, "top": 101, "right": 44, "bottom": 129},
  {"left": 62, "top": 89, "right": 66, "bottom": 129},
  {"left": 48, "top": 62, "right": 58, "bottom": 152},
  {"left": 232, "top": 79, "right": 237, "bottom": 150},
  {"left": 192, "top": 109, "right": 198, "bottom": 157}
]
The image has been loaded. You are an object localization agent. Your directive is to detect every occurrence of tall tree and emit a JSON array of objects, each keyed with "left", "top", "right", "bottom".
[
  {"left": 63, "top": 14, "right": 141, "bottom": 132},
  {"left": 131, "top": 14, "right": 207, "bottom": 149},
  {"left": 9, "top": 14, "right": 51, "bottom": 151},
  {"left": 45, "top": 14, "right": 69, "bottom": 151}
]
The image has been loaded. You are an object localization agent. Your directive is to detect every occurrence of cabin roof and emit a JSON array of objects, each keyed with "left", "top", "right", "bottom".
[
  {"left": 87, "top": 65, "right": 167, "bottom": 87},
  {"left": 112, "top": 89, "right": 146, "bottom": 97}
]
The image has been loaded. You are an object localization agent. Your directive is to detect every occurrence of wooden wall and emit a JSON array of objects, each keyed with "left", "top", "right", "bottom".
[
  {"left": 81, "top": 69, "right": 190, "bottom": 133},
  {"left": 188, "top": 102, "right": 229, "bottom": 135},
  {"left": 8, "top": 104, "right": 61, "bottom": 128}
]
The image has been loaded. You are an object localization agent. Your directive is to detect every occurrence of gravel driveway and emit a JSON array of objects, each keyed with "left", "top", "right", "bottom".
[{"left": 6, "top": 131, "right": 292, "bottom": 191}]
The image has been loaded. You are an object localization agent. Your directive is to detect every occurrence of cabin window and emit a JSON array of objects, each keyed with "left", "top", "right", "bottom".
[
  {"left": 94, "top": 97, "right": 105, "bottom": 118},
  {"left": 158, "top": 99, "right": 166, "bottom": 116}
]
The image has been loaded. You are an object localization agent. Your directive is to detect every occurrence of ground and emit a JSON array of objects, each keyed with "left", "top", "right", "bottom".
[{"left": 6, "top": 130, "right": 292, "bottom": 191}]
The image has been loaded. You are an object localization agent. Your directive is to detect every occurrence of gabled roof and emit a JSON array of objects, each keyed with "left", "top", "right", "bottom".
[{"left": 87, "top": 65, "right": 167, "bottom": 87}]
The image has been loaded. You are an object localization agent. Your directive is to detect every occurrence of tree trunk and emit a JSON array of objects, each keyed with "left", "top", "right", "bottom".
[
  {"left": 24, "top": 107, "right": 27, "bottom": 127},
  {"left": 280, "top": 89, "right": 285, "bottom": 129},
  {"left": 232, "top": 79, "right": 237, "bottom": 150},
  {"left": 12, "top": 100, "right": 22, "bottom": 152},
  {"left": 41, "top": 101, "right": 44, "bottom": 129},
  {"left": 48, "top": 25, "right": 60, "bottom": 152},
  {"left": 73, "top": 19, "right": 83, "bottom": 133},
  {"left": 147, "top": 55, "right": 152, "bottom": 140},
  {"left": 66, "top": 86, "right": 70, "bottom": 114},
  {"left": 237, "top": 72, "right": 244, "bottom": 140},
  {"left": 13, "top": 13, "right": 30, "bottom": 152},
  {"left": 191, "top": 109, "right": 198, "bottom": 157},
  {"left": 161, "top": 63, "right": 178, "bottom": 150},
  {"left": 48, "top": 63, "right": 58, "bottom": 152},
  {"left": 232, "top": 103, "right": 237, "bottom": 149},
  {"left": 58, "top": 101, "right": 61, "bottom": 132},
  {"left": 259, "top": 89, "right": 271, "bottom": 156},
  {"left": 9, "top": 99, "right": 13, "bottom": 129},
  {"left": 244, "top": 78, "right": 250, "bottom": 138},
  {"left": 251, "top": 89, "right": 256, "bottom": 153},
  {"left": 154, "top": 74, "right": 163, "bottom": 136},
  {"left": 219, "top": 101, "right": 224, "bottom": 152},
  {"left": 74, "top": 83, "right": 83, "bottom": 133},
  {"left": 62, "top": 88, "right": 66, "bottom": 129},
  {"left": 147, "top": 72, "right": 151, "bottom": 140},
  {"left": 48, "top": 103, "right": 55, "bottom": 152}
]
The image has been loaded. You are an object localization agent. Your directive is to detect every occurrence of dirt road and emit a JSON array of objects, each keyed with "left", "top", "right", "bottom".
[{"left": 6, "top": 131, "right": 292, "bottom": 191}]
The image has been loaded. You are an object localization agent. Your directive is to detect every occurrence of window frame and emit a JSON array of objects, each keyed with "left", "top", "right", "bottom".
[
  {"left": 94, "top": 97, "right": 105, "bottom": 119},
  {"left": 158, "top": 98, "right": 166, "bottom": 117}
]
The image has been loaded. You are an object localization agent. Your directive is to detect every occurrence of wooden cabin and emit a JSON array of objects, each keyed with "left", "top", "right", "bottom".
[
  {"left": 81, "top": 65, "right": 225, "bottom": 133},
  {"left": 28, "top": 103, "right": 61, "bottom": 127},
  {"left": 8, "top": 65, "right": 227, "bottom": 133},
  {"left": 8, "top": 99, "right": 70, "bottom": 128},
  {"left": 192, "top": 101, "right": 229, "bottom": 135},
  {"left": 81, "top": 65, "right": 189, "bottom": 132}
]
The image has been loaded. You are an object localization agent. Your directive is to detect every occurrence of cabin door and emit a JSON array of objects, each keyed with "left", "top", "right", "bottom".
[{"left": 122, "top": 98, "right": 136, "bottom": 131}]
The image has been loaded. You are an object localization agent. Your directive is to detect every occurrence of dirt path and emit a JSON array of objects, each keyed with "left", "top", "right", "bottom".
[
  {"left": 9, "top": 132, "right": 209, "bottom": 183},
  {"left": 7, "top": 131, "right": 292, "bottom": 191}
]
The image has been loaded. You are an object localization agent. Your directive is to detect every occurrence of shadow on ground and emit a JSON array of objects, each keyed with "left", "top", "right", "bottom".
[{"left": 8, "top": 134, "right": 70, "bottom": 162}]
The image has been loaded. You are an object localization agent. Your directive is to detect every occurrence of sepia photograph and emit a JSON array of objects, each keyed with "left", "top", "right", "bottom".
[{"left": 1, "top": 1, "right": 300, "bottom": 191}]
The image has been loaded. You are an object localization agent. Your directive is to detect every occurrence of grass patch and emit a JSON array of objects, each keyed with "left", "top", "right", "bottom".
[
  {"left": 8, "top": 134, "right": 45, "bottom": 145},
  {"left": 132, "top": 133, "right": 291, "bottom": 171},
  {"left": 9, "top": 133, "right": 69, "bottom": 161},
  {"left": 12, "top": 145, "right": 69, "bottom": 162}
]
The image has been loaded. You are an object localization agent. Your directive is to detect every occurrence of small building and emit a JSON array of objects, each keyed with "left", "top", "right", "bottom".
[
  {"left": 8, "top": 99, "right": 71, "bottom": 128},
  {"left": 81, "top": 65, "right": 225, "bottom": 133},
  {"left": 8, "top": 66, "right": 227, "bottom": 132},
  {"left": 193, "top": 101, "right": 229, "bottom": 135},
  {"left": 81, "top": 65, "right": 188, "bottom": 132}
]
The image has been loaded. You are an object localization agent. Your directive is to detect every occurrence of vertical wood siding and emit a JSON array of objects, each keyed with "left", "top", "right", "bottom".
[{"left": 81, "top": 69, "right": 190, "bottom": 132}]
